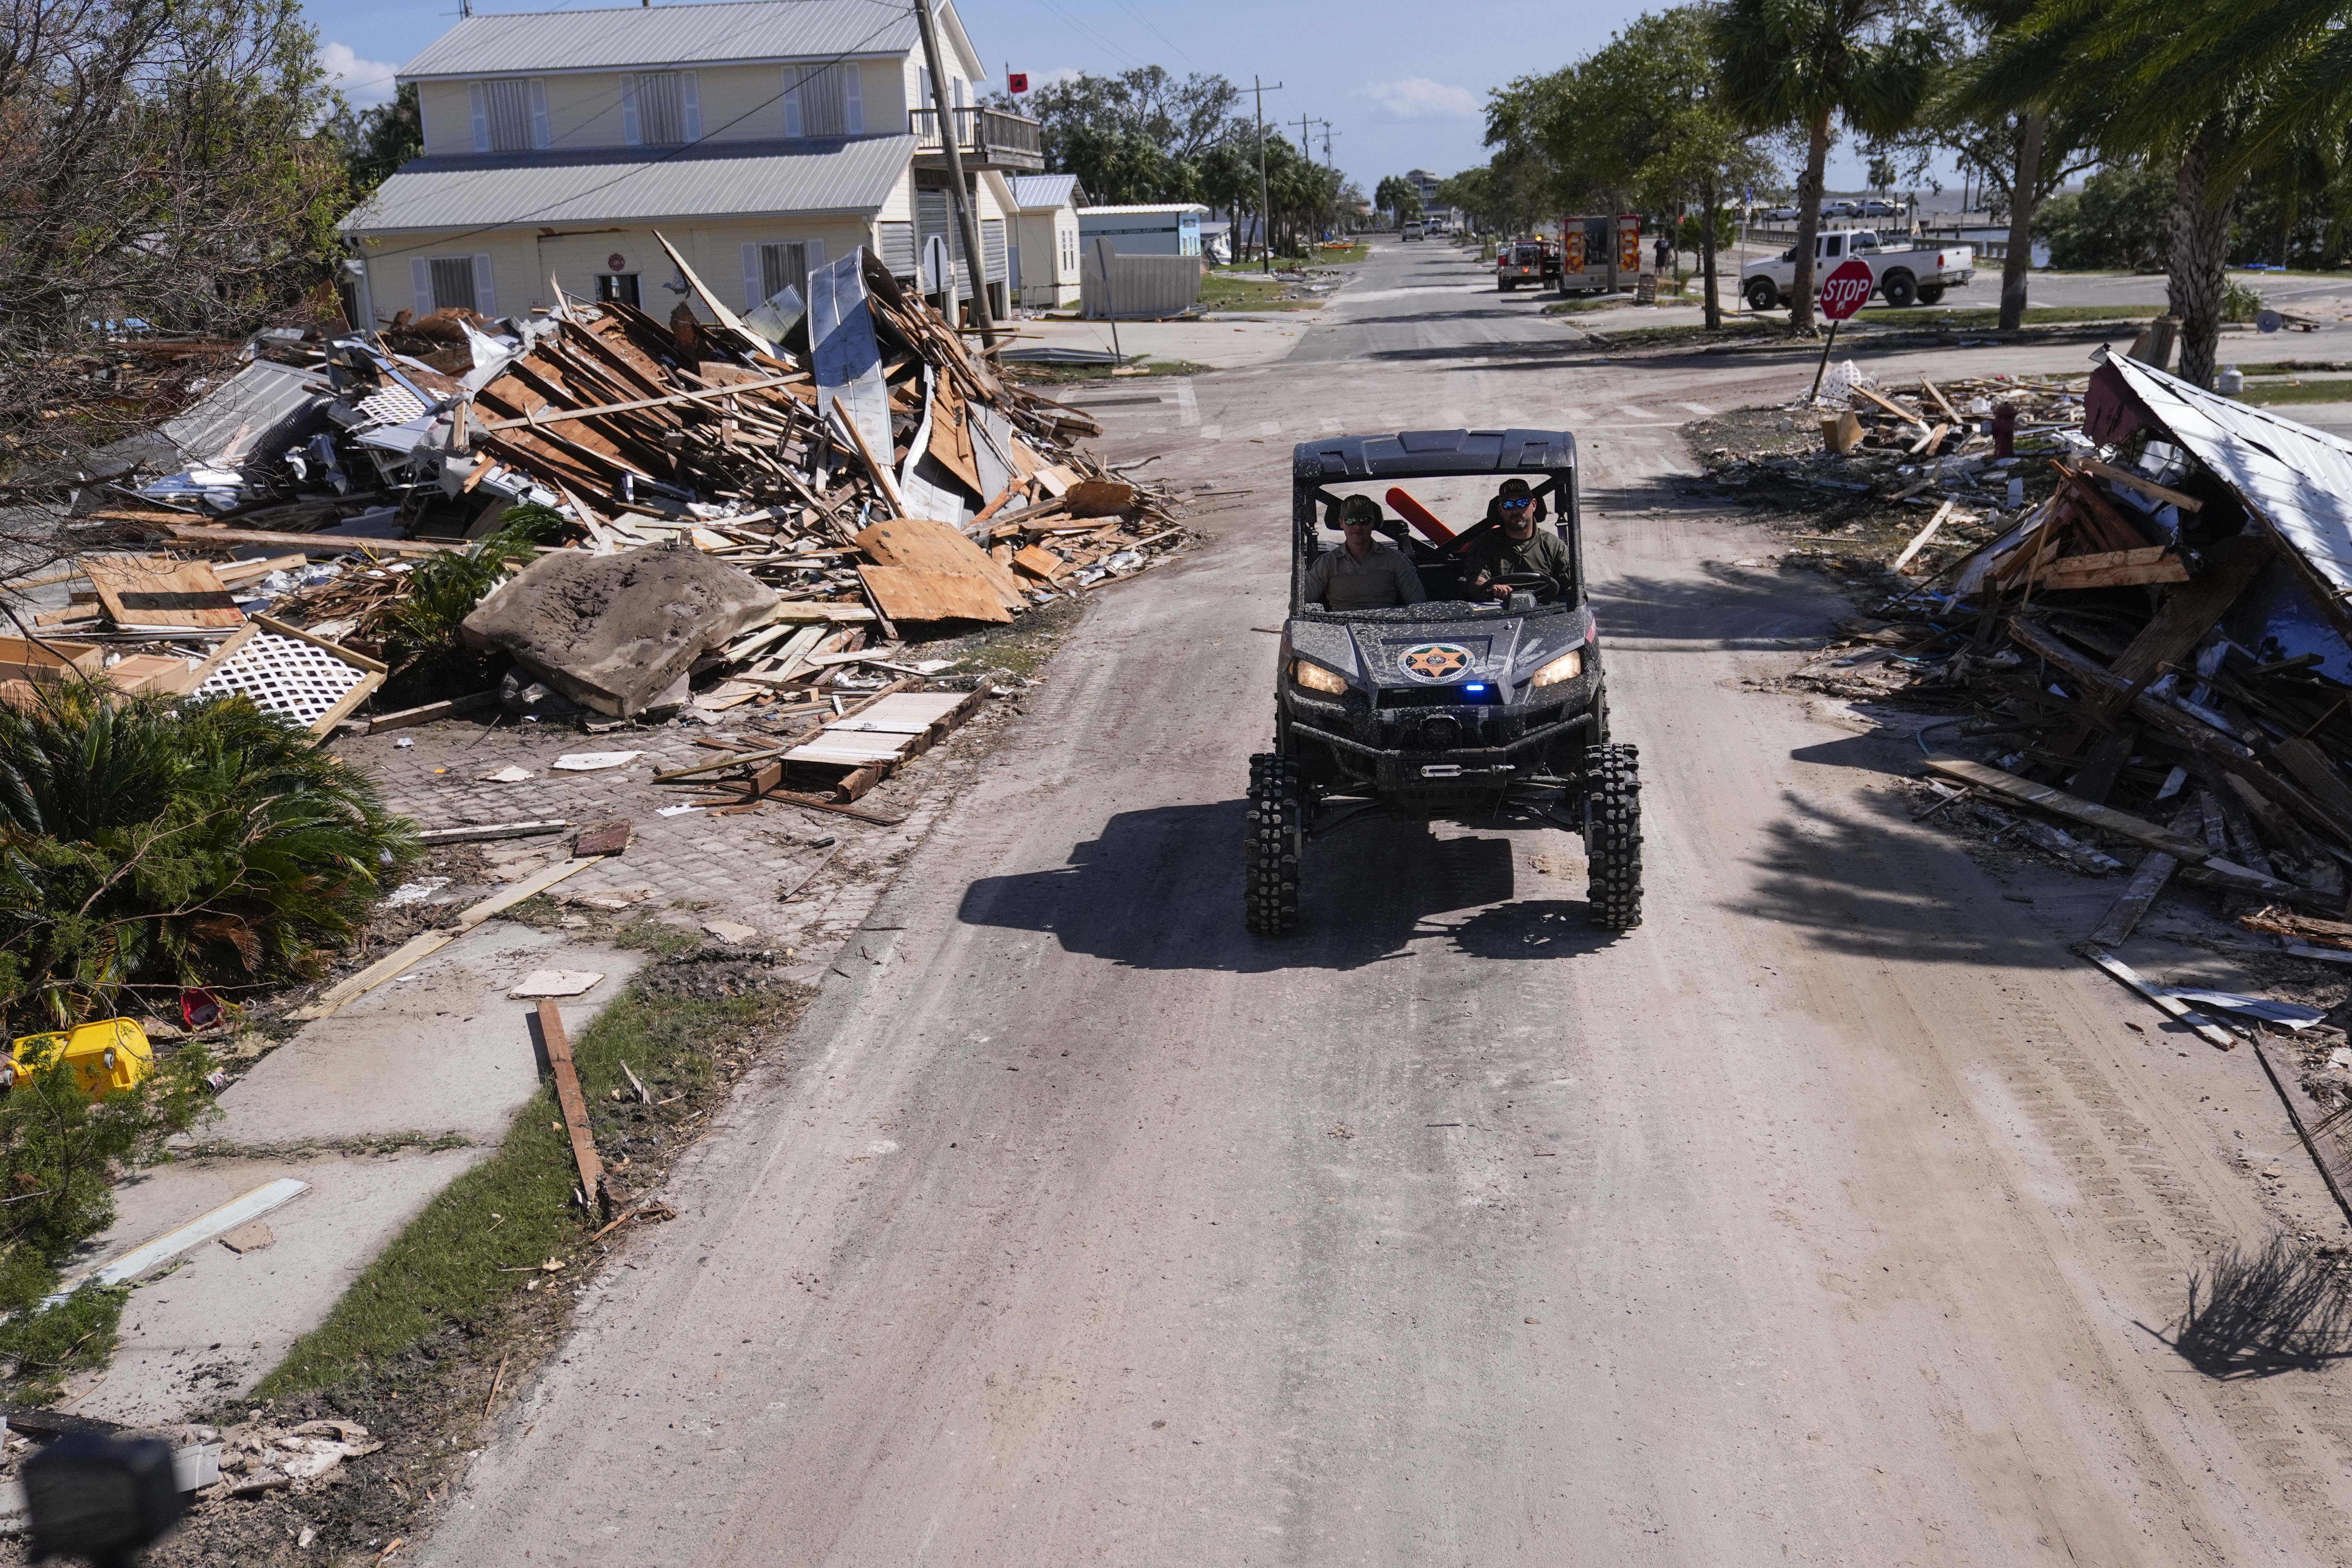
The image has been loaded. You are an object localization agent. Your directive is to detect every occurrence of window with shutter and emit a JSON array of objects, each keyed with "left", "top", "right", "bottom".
[
  {"left": 784, "top": 64, "right": 849, "bottom": 137},
  {"left": 682, "top": 72, "right": 701, "bottom": 140},
  {"left": 632, "top": 72, "right": 685, "bottom": 145},
  {"left": 621, "top": 75, "right": 641, "bottom": 144},
  {"left": 529, "top": 78, "right": 549, "bottom": 147},
  {"left": 481, "top": 78, "right": 532, "bottom": 151},
  {"left": 427, "top": 258, "right": 477, "bottom": 313},
  {"left": 759, "top": 241, "right": 810, "bottom": 303},
  {"left": 468, "top": 82, "right": 488, "bottom": 151},
  {"left": 842, "top": 65, "right": 863, "bottom": 132}
]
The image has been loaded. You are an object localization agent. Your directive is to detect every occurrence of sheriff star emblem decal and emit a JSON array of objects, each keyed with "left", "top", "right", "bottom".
[{"left": 1399, "top": 643, "right": 1473, "bottom": 682}]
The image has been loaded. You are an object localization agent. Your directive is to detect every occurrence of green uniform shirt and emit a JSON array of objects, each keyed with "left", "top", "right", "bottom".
[{"left": 1463, "top": 527, "right": 1575, "bottom": 601}]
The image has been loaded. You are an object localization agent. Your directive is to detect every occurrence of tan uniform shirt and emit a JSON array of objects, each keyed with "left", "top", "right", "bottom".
[{"left": 1305, "top": 542, "right": 1428, "bottom": 610}]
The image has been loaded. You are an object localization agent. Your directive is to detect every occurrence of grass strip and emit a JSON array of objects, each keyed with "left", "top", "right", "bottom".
[
  {"left": 2236, "top": 378, "right": 2352, "bottom": 406},
  {"left": 256, "top": 977, "right": 803, "bottom": 1398},
  {"left": 1862, "top": 303, "right": 2163, "bottom": 328}
]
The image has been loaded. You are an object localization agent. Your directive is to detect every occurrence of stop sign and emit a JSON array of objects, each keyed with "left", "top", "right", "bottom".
[{"left": 1819, "top": 257, "right": 1875, "bottom": 321}]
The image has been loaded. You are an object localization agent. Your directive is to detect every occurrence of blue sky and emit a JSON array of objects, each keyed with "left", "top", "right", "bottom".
[{"left": 307, "top": 0, "right": 1934, "bottom": 199}]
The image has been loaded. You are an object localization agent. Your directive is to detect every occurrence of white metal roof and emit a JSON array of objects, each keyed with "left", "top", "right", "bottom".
[
  {"left": 338, "top": 136, "right": 912, "bottom": 234},
  {"left": 1009, "top": 174, "right": 1082, "bottom": 212},
  {"left": 399, "top": 0, "right": 978, "bottom": 80},
  {"left": 2105, "top": 351, "right": 2352, "bottom": 607},
  {"left": 1076, "top": 203, "right": 1209, "bottom": 217}
]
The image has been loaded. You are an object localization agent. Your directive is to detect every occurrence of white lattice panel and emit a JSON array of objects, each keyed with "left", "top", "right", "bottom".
[{"left": 195, "top": 628, "right": 370, "bottom": 728}]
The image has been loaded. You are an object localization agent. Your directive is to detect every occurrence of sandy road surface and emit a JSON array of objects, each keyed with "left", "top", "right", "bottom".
[{"left": 423, "top": 240, "right": 2352, "bottom": 1566}]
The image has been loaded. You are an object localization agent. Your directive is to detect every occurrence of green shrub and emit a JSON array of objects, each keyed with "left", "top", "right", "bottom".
[
  {"left": 0, "top": 689, "right": 417, "bottom": 1030},
  {"left": 2223, "top": 277, "right": 2266, "bottom": 323},
  {"left": 379, "top": 501, "right": 566, "bottom": 681}
]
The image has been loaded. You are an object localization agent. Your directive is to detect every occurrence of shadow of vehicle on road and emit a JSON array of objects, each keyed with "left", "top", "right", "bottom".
[
  {"left": 956, "top": 801, "right": 1621, "bottom": 973},
  {"left": 2141, "top": 1231, "right": 2352, "bottom": 1379}
]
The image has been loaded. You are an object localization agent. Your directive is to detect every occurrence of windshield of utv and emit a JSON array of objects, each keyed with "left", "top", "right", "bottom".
[{"left": 1290, "top": 470, "right": 1581, "bottom": 623}]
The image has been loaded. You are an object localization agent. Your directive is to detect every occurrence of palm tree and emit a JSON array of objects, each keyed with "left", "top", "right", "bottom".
[
  {"left": 1714, "top": 0, "right": 1945, "bottom": 332},
  {"left": 1971, "top": 0, "right": 2307, "bottom": 385}
]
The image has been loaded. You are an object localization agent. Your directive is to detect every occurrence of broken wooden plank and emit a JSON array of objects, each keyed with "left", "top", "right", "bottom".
[
  {"left": 2252, "top": 1033, "right": 2352, "bottom": 1226},
  {"left": 858, "top": 515, "right": 1026, "bottom": 610},
  {"left": 1923, "top": 754, "right": 2294, "bottom": 894},
  {"left": 2104, "top": 533, "right": 2272, "bottom": 693},
  {"left": 536, "top": 999, "right": 607, "bottom": 1215},
  {"left": 471, "top": 374, "right": 799, "bottom": 432},
  {"left": 1849, "top": 382, "right": 1930, "bottom": 430},
  {"left": 2085, "top": 949, "right": 2239, "bottom": 1049},
  {"left": 2076, "top": 453, "right": 2203, "bottom": 513},
  {"left": 368, "top": 690, "right": 499, "bottom": 733},
  {"left": 1891, "top": 502, "right": 1954, "bottom": 574},
  {"left": 2086, "top": 803, "right": 2201, "bottom": 947},
  {"left": 160, "top": 524, "right": 466, "bottom": 557},
  {"left": 2034, "top": 546, "right": 2190, "bottom": 592}
]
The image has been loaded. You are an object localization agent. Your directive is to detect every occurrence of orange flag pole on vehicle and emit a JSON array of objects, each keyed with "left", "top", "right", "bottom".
[{"left": 1385, "top": 487, "right": 1457, "bottom": 546}]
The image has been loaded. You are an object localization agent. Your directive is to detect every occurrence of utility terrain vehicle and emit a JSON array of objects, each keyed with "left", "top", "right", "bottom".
[{"left": 1246, "top": 429, "right": 1641, "bottom": 936}]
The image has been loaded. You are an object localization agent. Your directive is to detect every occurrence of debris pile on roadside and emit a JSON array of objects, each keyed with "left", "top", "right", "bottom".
[
  {"left": 1686, "top": 367, "right": 2089, "bottom": 547},
  {"left": 27, "top": 240, "right": 1182, "bottom": 733},
  {"left": 1801, "top": 347, "right": 2352, "bottom": 960}
]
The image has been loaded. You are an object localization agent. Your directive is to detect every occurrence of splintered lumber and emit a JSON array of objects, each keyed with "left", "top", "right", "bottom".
[
  {"left": 83, "top": 555, "right": 244, "bottom": 629},
  {"left": 1921, "top": 378, "right": 1963, "bottom": 425},
  {"left": 1011, "top": 544, "right": 1066, "bottom": 581},
  {"left": 2086, "top": 950, "right": 2240, "bottom": 1050},
  {"left": 2087, "top": 803, "right": 2203, "bottom": 947},
  {"left": 471, "top": 374, "right": 798, "bottom": 432},
  {"left": 162, "top": 523, "right": 465, "bottom": 557},
  {"left": 857, "top": 563, "right": 1011, "bottom": 624},
  {"left": 287, "top": 857, "right": 600, "bottom": 1020},
  {"left": 2077, "top": 454, "right": 2203, "bottom": 513},
  {"left": 2105, "top": 534, "right": 2272, "bottom": 692},
  {"left": 2251, "top": 1034, "right": 2352, "bottom": 1224},
  {"left": 1923, "top": 754, "right": 2296, "bottom": 895},
  {"left": 1891, "top": 502, "right": 1954, "bottom": 574},
  {"left": 2034, "top": 546, "right": 2190, "bottom": 592},
  {"left": 536, "top": 999, "right": 607, "bottom": 1213},
  {"left": 1849, "top": 382, "right": 1930, "bottom": 430}
]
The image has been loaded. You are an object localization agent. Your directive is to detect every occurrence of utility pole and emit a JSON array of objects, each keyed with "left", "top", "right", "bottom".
[
  {"left": 915, "top": 0, "right": 996, "bottom": 350},
  {"left": 1252, "top": 76, "right": 1283, "bottom": 273}
]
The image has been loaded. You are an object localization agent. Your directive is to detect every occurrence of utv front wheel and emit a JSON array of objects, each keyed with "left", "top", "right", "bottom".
[
  {"left": 1584, "top": 743, "right": 1643, "bottom": 931},
  {"left": 1245, "top": 752, "right": 1303, "bottom": 936}
]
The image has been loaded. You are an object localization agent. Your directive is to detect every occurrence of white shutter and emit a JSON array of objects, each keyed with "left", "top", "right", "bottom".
[
  {"left": 469, "top": 82, "right": 488, "bottom": 152},
  {"left": 621, "top": 75, "right": 640, "bottom": 145},
  {"left": 742, "top": 243, "right": 762, "bottom": 310},
  {"left": 529, "top": 78, "right": 549, "bottom": 148},
  {"left": 410, "top": 259, "right": 432, "bottom": 317},
  {"left": 473, "top": 254, "right": 498, "bottom": 319},
  {"left": 804, "top": 238, "right": 825, "bottom": 275},
  {"left": 782, "top": 68, "right": 801, "bottom": 137},
  {"left": 682, "top": 71, "right": 701, "bottom": 140},
  {"left": 842, "top": 65, "right": 862, "bottom": 132}
]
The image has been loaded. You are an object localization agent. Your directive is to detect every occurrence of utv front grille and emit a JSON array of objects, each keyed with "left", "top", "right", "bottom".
[{"left": 1377, "top": 685, "right": 1500, "bottom": 708}]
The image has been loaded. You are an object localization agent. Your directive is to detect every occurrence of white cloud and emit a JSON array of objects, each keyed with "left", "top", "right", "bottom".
[
  {"left": 1357, "top": 78, "right": 1482, "bottom": 122},
  {"left": 319, "top": 42, "right": 401, "bottom": 107}
]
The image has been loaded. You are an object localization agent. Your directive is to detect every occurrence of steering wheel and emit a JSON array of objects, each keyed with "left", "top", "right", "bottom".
[{"left": 1483, "top": 571, "right": 1554, "bottom": 606}]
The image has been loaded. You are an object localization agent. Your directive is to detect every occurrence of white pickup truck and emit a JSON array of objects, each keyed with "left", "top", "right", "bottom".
[{"left": 1740, "top": 229, "right": 1975, "bottom": 312}]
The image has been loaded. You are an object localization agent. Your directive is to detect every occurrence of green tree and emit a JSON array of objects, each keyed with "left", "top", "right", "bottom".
[
  {"left": 2033, "top": 160, "right": 2170, "bottom": 267},
  {"left": 988, "top": 67, "right": 1236, "bottom": 205},
  {"left": 1374, "top": 175, "right": 1425, "bottom": 227},
  {"left": 1713, "top": 0, "right": 1945, "bottom": 331},
  {"left": 323, "top": 82, "right": 423, "bottom": 206}
]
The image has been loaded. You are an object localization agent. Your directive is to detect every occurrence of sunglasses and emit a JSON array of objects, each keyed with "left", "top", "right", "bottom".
[{"left": 1499, "top": 497, "right": 1534, "bottom": 510}]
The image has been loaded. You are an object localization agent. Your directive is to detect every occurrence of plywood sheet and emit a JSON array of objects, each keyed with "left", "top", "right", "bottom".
[
  {"left": 855, "top": 564, "right": 1012, "bottom": 624},
  {"left": 84, "top": 556, "right": 243, "bottom": 629},
  {"left": 858, "top": 516, "right": 1026, "bottom": 610}
]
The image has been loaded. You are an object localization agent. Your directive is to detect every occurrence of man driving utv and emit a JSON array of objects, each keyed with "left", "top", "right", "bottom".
[{"left": 1462, "top": 478, "right": 1573, "bottom": 601}]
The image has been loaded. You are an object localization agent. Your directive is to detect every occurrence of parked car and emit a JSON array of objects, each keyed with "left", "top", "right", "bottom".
[
  {"left": 1402, "top": 220, "right": 1425, "bottom": 241},
  {"left": 1764, "top": 203, "right": 1803, "bottom": 221},
  {"left": 1858, "top": 199, "right": 1905, "bottom": 219},
  {"left": 1740, "top": 228, "right": 1975, "bottom": 310}
]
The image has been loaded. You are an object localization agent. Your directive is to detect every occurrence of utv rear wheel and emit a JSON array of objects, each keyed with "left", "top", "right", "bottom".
[
  {"left": 1245, "top": 752, "right": 1303, "bottom": 936},
  {"left": 1584, "top": 743, "right": 1643, "bottom": 931}
]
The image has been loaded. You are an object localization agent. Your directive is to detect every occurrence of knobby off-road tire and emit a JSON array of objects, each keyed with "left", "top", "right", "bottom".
[
  {"left": 1584, "top": 743, "right": 1643, "bottom": 931},
  {"left": 1246, "top": 752, "right": 1304, "bottom": 936}
]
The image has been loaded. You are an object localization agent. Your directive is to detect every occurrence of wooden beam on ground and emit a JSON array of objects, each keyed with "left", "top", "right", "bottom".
[
  {"left": 1891, "top": 502, "right": 1954, "bottom": 574},
  {"left": 2035, "top": 546, "right": 2190, "bottom": 592},
  {"left": 2104, "top": 533, "right": 2272, "bottom": 693},
  {"left": 2085, "top": 802, "right": 2200, "bottom": 947},
  {"left": 1921, "top": 378, "right": 1963, "bottom": 425},
  {"left": 2085, "top": 950, "right": 2240, "bottom": 1050},
  {"left": 2076, "top": 454, "right": 2203, "bottom": 513},
  {"left": 472, "top": 374, "right": 800, "bottom": 432},
  {"left": 536, "top": 999, "right": 608, "bottom": 1217},
  {"left": 159, "top": 524, "right": 466, "bottom": 557}
]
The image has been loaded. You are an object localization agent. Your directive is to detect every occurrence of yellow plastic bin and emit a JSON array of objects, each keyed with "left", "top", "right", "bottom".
[{"left": 5, "top": 1018, "right": 156, "bottom": 1100}]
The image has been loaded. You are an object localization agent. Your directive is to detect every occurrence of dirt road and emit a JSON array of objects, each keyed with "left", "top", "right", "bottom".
[{"left": 423, "top": 240, "right": 2352, "bottom": 1566}]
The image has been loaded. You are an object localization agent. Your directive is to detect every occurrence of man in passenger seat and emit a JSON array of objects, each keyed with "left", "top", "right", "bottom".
[{"left": 1304, "top": 495, "right": 1428, "bottom": 610}]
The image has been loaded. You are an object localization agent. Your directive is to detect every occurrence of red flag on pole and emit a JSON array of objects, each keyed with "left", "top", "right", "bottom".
[{"left": 1007, "top": 71, "right": 1029, "bottom": 93}]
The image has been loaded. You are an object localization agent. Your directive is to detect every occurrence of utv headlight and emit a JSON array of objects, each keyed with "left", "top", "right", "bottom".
[
  {"left": 1291, "top": 659, "right": 1348, "bottom": 695},
  {"left": 1528, "top": 648, "right": 1584, "bottom": 688}
]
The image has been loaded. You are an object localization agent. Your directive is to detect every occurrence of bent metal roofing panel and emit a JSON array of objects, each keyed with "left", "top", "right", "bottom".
[
  {"left": 2105, "top": 351, "right": 2352, "bottom": 606},
  {"left": 339, "top": 136, "right": 913, "bottom": 233}
]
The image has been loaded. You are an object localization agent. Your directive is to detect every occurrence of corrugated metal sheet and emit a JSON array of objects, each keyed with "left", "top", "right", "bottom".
[
  {"left": 1080, "top": 249, "right": 1200, "bottom": 320},
  {"left": 2107, "top": 352, "right": 2352, "bottom": 606},
  {"left": 340, "top": 136, "right": 911, "bottom": 232},
  {"left": 401, "top": 0, "right": 917, "bottom": 79},
  {"left": 1009, "top": 174, "right": 1080, "bottom": 211},
  {"left": 161, "top": 361, "right": 332, "bottom": 466}
]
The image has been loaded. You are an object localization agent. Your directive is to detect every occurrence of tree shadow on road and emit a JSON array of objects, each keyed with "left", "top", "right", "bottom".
[
  {"left": 955, "top": 802, "right": 1624, "bottom": 973},
  {"left": 2140, "top": 1232, "right": 2352, "bottom": 1380}
]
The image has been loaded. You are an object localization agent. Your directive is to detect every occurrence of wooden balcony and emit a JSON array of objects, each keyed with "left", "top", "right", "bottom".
[{"left": 908, "top": 107, "right": 1044, "bottom": 172}]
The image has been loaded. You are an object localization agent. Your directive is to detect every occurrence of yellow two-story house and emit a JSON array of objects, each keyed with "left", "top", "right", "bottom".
[{"left": 339, "top": 0, "right": 1040, "bottom": 328}]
